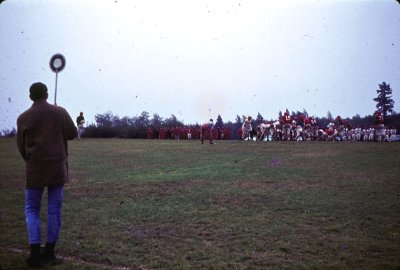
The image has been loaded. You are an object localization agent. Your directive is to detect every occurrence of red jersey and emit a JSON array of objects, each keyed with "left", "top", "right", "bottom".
[
  {"left": 375, "top": 112, "right": 384, "bottom": 125},
  {"left": 281, "top": 113, "right": 291, "bottom": 124}
]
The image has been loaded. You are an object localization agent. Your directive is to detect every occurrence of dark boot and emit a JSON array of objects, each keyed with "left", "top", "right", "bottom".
[
  {"left": 26, "top": 243, "right": 41, "bottom": 268},
  {"left": 42, "top": 242, "right": 56, "bottom": 261}
]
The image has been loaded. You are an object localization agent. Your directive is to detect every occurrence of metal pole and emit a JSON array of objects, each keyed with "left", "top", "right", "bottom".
[{"left": 54, "top": 71, "right": 58, "bottom": 105}]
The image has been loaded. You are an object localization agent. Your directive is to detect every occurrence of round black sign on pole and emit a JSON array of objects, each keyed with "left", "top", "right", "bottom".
[{"left": 49, "top": 54, "right": 66, "bottom": 105}]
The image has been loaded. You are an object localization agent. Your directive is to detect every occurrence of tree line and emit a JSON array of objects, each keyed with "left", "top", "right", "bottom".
[
  {"left": 1, "top": 81, "right": 397, "bottom": 138},
  {"left": 76, "top": 110, "right": 399, "bottom": 140},
  {"left": 1, "top": 111, "right": 399, "bottom": 139},
  {"left": 80, "top": 81, "right": 398, "bottom": 139}
]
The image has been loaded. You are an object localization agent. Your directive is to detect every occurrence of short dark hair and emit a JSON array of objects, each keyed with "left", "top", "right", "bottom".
[{"left": 29, "top": 82, "right": 48, "bottom": 101}]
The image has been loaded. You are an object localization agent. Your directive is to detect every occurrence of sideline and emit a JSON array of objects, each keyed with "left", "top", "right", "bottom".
[{"left": 8, "top": 248, "right": 149, "bottom": 270}]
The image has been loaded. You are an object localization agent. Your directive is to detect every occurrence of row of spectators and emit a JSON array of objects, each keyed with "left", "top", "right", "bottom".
[{"left": 147, "top": 127, "right": 231, "bottom": 140}]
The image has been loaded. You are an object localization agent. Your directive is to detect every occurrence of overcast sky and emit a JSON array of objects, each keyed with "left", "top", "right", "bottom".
[{"left": 1, "top": 0, "right": 399, "bottom": 129}]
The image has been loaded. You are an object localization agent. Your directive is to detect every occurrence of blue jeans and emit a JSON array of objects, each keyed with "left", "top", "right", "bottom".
[{"left": 25, "top": 185, "right": 64, "bottom": 244}]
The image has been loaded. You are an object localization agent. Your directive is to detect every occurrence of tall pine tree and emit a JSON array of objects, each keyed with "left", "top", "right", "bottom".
[{"left": 373, "top": 82, "right": 394, "bottom": 118}]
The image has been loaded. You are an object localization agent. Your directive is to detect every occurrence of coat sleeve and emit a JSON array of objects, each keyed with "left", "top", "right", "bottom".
[
  {"left": 63, "top": 109, "right": 78, "bottom": 140},
  {"left": 16, "top": 116, "right": 27, "bottom": 161}
]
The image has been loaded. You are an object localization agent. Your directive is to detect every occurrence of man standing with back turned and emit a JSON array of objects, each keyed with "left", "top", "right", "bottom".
[{"left": 17, "top": 82, "right": 77, "bottom": 267}]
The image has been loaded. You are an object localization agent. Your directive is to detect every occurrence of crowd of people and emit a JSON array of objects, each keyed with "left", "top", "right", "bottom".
[
  {"left": 144, "top": 110, "right": 398, "bottom": 143},
  {"left": 247, "top": 111, "right": 398, "bottom": 142},
  {"left": 147, "top": 124, "right": 231, "bottom": 141}
]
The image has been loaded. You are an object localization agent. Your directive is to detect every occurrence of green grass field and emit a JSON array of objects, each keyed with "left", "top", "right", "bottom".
[{"left": 1, "top": 138, "right": 399, "bottom": 270}]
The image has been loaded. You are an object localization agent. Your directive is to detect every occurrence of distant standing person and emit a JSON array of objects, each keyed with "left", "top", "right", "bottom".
[
  {"left": 174, "top": 126, "right": 181, "bottom": 140},
  {"left": 76, "top": 112, "right": 85, "bottom": 139},
  {"left": 16, "top": 82, "right": 77, "bottom": 267},
  {"left": 374, "top": 110, "right": 385, "bottom": 142},
  {"left": 200, "top": 119, "right": 214, "bottom": 144},
  {"left": 242, "top": 116, "right": 253, "bottom": 140}
]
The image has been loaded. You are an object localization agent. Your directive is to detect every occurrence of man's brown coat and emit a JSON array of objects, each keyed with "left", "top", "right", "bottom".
[{"left": 17, "top": 100, "right": 77, "bottom": 188}]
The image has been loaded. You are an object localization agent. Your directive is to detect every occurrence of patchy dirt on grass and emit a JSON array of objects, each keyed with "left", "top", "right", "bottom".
[
  {"left": 234, "top": 179, "right": 324, "bottom": 191},
  {"left": 127, "top": 179, "right": 215, "bottom": 199},
  {"left": 66, "top": 179, "right": 215, "bottom": 199},
  {"left": 65, "top": 185, "right": 110, "bottom": 198},
  {"left": 202, "top": 193, "right": 269, "bottom": 209},
  {"left": 66, "top": 177, "right": 325, "bottom": 202},
  {"left": 130, "top": 221, "right": 216, "bottom": 245},
  {"left": 291, "top": 151, "right": 334, "bottom": 158}
]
